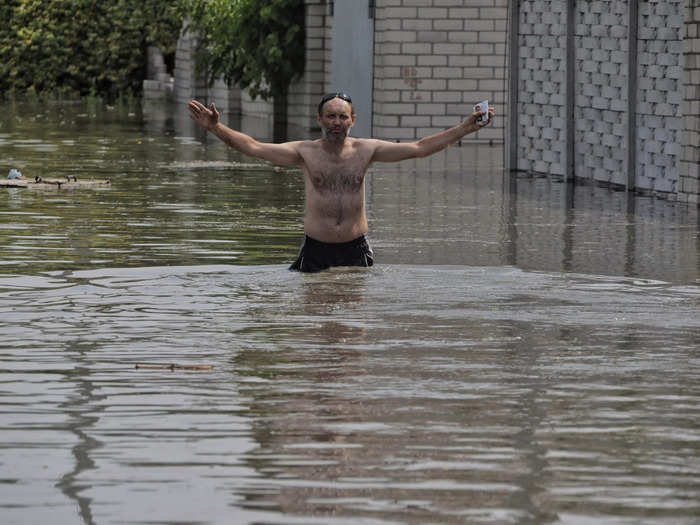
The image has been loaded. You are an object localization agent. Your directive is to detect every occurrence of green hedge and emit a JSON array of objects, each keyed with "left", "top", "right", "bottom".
[{"left": 0, "top": 0, "right": 182, "bottom": 100}]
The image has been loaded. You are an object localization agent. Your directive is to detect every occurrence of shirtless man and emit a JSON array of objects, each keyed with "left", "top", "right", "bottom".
[{"left": 188, "top": 93, "right": 494, "bottom": 272}]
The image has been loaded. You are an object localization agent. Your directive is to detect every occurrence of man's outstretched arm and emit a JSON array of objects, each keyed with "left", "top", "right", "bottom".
[
  {"left": 188, "top": 100, "right": 302, "bottom": 166},
  {"left": 370, "top": 107, "right": 495, "bottom": 163}
]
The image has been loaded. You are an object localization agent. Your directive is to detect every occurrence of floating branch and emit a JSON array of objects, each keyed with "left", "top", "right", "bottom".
[
  {"left": 1, "top": 175, "right": 110, "bottom": 190},
  {"left": 135, "top": 363, "right": 213, "bottom": 371}
]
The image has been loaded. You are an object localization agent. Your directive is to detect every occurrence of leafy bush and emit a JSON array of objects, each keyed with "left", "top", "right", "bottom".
[{"left": 0, "top": 0, "right": 182, "bottom": 100}]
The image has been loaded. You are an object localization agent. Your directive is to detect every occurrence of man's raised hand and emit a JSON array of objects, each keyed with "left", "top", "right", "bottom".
[{"left": 188, "top": 100, "right": 219, "bottom": 131}]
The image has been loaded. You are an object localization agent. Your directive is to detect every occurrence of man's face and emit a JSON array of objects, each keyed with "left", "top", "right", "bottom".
[{"left": 318, "top": 98, "right": 355, "bottom": 141}]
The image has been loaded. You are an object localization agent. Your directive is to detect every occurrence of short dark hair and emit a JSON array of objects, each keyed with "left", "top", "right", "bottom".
[{"left": 318, "top": 92, "right": 353, "bottom": 115}]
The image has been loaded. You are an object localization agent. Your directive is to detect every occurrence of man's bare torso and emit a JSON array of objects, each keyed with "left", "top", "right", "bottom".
[{"left": 297, "top": 138, "right": 375, "bottom": 243}]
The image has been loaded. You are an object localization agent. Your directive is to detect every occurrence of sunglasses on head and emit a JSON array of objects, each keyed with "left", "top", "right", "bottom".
[{"left": 318, "top": 92, "right": 353, "bottom": 113}]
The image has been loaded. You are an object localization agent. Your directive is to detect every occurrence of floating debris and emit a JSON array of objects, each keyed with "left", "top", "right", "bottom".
[
  {"left": 135, "top": 363, "right": 213, "bottom": 371},
  {"left": 1, "top": 175, "right": 110, "bottom": 190}
]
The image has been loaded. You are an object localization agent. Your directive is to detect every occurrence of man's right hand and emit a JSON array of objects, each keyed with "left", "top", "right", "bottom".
[
  {"left": 186, "top": 99, "right": 303, "bottom": 166},
  {"left": 188, "top": 100, "right": 219, "bottom": 131}
]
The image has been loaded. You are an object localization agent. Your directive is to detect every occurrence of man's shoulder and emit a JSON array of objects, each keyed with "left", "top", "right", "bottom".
[
  {"left": 294, "top": 138, "right": 322, "bottom": 150},
  {"left": 348, "top": 137, "right": 381, "bottom": 150},
  {"left": 297, "top": 137, "right": 378, "bottom": 153}
]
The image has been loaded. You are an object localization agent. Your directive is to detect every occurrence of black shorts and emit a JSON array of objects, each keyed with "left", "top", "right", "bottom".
[{"left": 289, "top": 235, "right": 374, "bottom": 273}]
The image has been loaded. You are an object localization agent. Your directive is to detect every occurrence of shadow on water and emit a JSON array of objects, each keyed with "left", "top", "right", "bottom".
[{"left": 0, "top": 99, "right": 699, "bottom": 524}]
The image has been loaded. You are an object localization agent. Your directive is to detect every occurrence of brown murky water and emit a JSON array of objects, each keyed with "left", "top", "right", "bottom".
[{"left": 1, "top": 99, "right": 699, "bottom": 524}]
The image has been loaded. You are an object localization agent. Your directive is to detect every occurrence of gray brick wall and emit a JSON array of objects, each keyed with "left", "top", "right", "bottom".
[
  {"left": 373, "top": 0, "right": 508, "bottom": 143},
  {"left": 172, "top": 1, "right": 508, "bottom": 144},
  {"left": 681, "top": 0, "right": 700, "bottom": 203},
  {"left": 174, "top": 23, "right": 199, "bottom": 104},
  {"left": 636, "top": 0, "right": 684, "bottom": 194},
  {"left": 173, "top": 6, "right": 331, "bottom": 141},
  {"left": 173, "top": 23, "right": 240, "bottom": 120},
  {"left": 511, "top": 0, "right": 700, "bottom": 202},
  {"left": 516, "top": 0, "right": 567, "bottom": 175},
  {"left": 143, "top": 46, "right": 173, "bottom": 99},
  {"left": 574, "top": 0, "right": 628, "bottom": 186},
  {"left": 287, "top": 0, "right": 332, "bottom": 140}
]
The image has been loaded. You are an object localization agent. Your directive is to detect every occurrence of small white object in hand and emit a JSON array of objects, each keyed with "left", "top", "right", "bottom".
[{"left": 474, "top": 100, "right": 489, "bottom": 126}]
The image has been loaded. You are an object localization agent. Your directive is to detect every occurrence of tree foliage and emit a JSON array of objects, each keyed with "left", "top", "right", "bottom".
[
  {"left": 0, "top": 0, "right": 183, "bottom": 99},
  {"left": 180, "top": 0, "right": 305, "bottom": 100}
]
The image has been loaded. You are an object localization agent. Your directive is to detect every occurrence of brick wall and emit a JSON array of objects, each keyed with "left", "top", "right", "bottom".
[
  {"left": 173, "top": 7, "right": 331, "bottom": 142},
  {"left": 516, "top": 0, "right": 567, "bottom": 175},
  {"left": 287, "top": 0, "right": 333, "bottom": 140},
  {"left": 173, "top": 22, "right": 240, "bottom": 121},
  {"left": 636, "top": 0, "right": 684, "bottom": 194},
  {"left": 575, "top": 0, "right": 628, "bottom": 186},
  {"left": 173, "top": 22, "right": 199, "bottom": 105},
  {"left": 681, "top": 0, "right": 700, "bottom": 203},
  {"left": 143, "top": 46, "right": 174, "bottom": 99},
  {"left": 234, "top": 1, "right": 333, "bottom": 141},
  {"left": 170, "top": 0, "right": 699, "bottom": 201},
  {"left": 173, "top": 1, "right": 508, "bottom": 144},
  {"left": 373, "top": 0, "right": 508, "bottom": 143},
  {"left": 511, "top": 0, "right": 700, "bottom": 202}
]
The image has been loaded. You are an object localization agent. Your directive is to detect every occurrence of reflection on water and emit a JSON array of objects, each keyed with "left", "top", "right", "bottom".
[
  {"left": 0, "top": 99, "right": 699, "bottom": 524},
  {"left": 368, "top": 154, "right": 699, "bottom": 284}
]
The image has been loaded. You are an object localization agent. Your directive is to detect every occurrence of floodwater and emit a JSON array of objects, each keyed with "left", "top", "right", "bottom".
[{"left": 1, "top": 99, "right": 699, "bottom": 524}]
